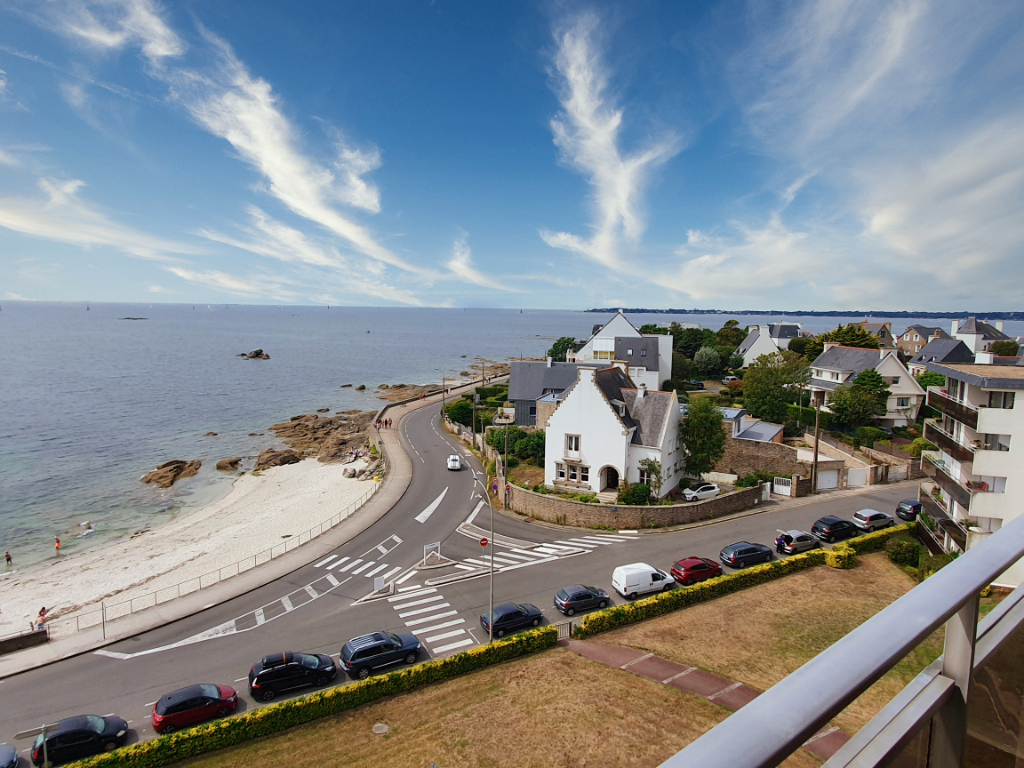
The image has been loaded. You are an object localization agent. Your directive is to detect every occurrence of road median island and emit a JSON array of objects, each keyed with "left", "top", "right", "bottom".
[{"left": 70, "top": 627, "right": 557, "bottom": 768}]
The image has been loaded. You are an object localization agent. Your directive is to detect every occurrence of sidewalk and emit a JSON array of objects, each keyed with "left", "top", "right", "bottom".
[
  {"left": 561, "top": 639, "right": 849, "bottom": 761},
  {"left": 0, "top": 377, "right": 495, "bottom": 679}
]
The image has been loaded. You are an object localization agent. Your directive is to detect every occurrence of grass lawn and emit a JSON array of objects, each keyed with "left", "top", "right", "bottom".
[
  {"left": 177, "top": 648, "right": 818, "bottom": 768},
  {"left": 507, "top": 461, "right": 544, "bottom": 488}
]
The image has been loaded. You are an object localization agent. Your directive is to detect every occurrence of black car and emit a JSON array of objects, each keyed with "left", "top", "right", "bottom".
[
  {"left": 553, "top": 585, "right": 609, "bottom": 616},
  {"left": 1, "top": 743, "right": 17, "bottom": 768},
  {"left": 480, "top": 602, "right": 543, "bottom": 638},
  {"left": 719, "top": 541, "right": 773, "bottom": 568},
  {"left": 31, "top": 715, "right": 128, "bottom": 767},
  {"left": 811, "top": 515, "right": 859, "bottom": 543},
  {"left": 896, "top": 499, "right": 922, "bottom": 521},
  {"left": 247, "top": 651, "right": 337, "bottom": 701},
  {"left": 340, "top": 631, "right": 421, "bottom": 680}
]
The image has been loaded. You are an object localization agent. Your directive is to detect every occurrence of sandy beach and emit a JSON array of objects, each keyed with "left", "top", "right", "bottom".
[{"left": 0, "top": 458, "right": 374, "bottom": 637}]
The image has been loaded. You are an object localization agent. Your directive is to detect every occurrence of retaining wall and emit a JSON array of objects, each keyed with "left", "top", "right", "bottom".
[{"left": 0, "top": 629, "right": 48, "bottom": 656}]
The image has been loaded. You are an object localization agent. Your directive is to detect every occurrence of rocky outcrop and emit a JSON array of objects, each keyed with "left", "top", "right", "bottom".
[
  {"left": 355, "top": 384, "right": 366, "bottom": 391},
  {"left": 216, "top": 457, "right": 242, "bottom": 471},
  {"left": 204, "top": 432, "right": 218, "bottom": 436},
  {"left": 142, "top": 460, "right": 201, "bottom": 488},
  {"left": 316, "top": 408, "right": 330, "bottom": 413},
  {"left": 239, "top": 349, "right": 271, "bottom": 360},
  {"left": 269, "top": 410, "right": 376, "bottom": 463},
  {"left": 340, "top": 384, "right": 353, "bottom": 388},
  {"left": 254, "top": 449, "right": 301, "bottom": 471}
]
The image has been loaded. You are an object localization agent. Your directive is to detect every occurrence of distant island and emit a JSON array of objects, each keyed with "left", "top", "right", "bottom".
[{"left": 586, "top": 308, "right": 1024, "bottom": 320}]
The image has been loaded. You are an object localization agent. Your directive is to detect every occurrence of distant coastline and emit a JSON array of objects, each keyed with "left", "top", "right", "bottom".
[{"left": 585, "top": 308, "right": 1024, "bottom": 320}]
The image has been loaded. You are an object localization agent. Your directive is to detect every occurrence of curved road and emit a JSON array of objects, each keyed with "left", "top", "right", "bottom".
[{"left": 0, "top": 403, "right": 916, "bottom": 754}]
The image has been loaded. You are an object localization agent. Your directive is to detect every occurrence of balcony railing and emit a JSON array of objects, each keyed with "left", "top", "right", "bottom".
[
  {"left": 659, "top": 511, "right": 1024, "bottom": 768},
  {"left": 921, "top": 453, "right": 973, "bottom": 511},
  {"left": 923, "top": 419, "right": 975, "bottom": 465},
  {"left": 927, "top": 387, "right": 979, "bottom": 430},
  {"left": 563, "top": 448, "right": 580, "bottom": 461},
  {"left": 919, "top": 483, "right": 968, "bottom": 552}
]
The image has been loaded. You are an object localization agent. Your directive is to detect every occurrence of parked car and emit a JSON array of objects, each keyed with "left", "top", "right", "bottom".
[
  {"left": 248, "top": 651, "right": 337, "bottom": 701},
  {"left": 687, "top": 379, "right": 705, "bottom": 390},
  {"left": 31, "top": 715, "right": 128, "bottom": 767},
  {"left": 0, "top": 743, "right": 18, "bottom": 768},
  {"left": 811, "top": 515, "right": 859, "bottom": 543},
  {"left": 778, "top": 530, "right": 820, "bottom": 555},
  {"left": 447, "top": 454, "right": 461, "bottom": 471},
  {"left": 341, "top": 631, "right": 421, "bottom": 680},
  {"left": 612, "top": 563, "right": 673, "bottom": 599},
  {"left": 853, "top": 509, "right": 895, "bottom": 532},
  {"left": 683, "top": 483, "right": 721, "bottom": 502},
  {"left": 480, "top": 602, "right": 543, "bottom": 638},
  {"left": 896, "top": 499, "right": 922, "bottom": 521},
  {"left": 670, "top": 556, "right": 722, "bottom": 586},
  {"left": 151, "top": 683, "right": 238, "bottom": 734},
  {"left": 719, "top": 542, "right": 772, "bottom": 568},
  {"left": 722, "top": 375, "right": 739, "bottom": 385},
  {"left": 553, "top": 585, "right": 609, "bottom": 616}
]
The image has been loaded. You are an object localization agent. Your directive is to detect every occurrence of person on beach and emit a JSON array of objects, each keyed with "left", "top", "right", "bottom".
[
  {"left": 55, "top": 536, "right": 61, "bottom": 555},
  {"left": 4, "top": 551, "right": 10, "bottom": 566}
]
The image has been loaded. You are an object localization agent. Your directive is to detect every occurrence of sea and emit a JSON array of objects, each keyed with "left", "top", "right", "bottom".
[{"left": 2, "top": 303, "right": 1021, "bottom": 570}]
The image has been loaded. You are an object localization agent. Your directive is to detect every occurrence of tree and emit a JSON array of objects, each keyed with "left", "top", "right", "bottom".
[
  {"left": 679, "top": 396, "right": 726, "bottom": 478},
  {"left": 671, "top": 325, "right": 706, "bottom": 359},
  {"left": 992, "top": 340, "right": 1020, "bottom": 356},
  {"left": 715, "top": 319, "right": 747, "bottom": 348},
  {"left": 638, "top": 458, "right": 662, "bottom": 497},
  {"left": 514, "top": 431, "right": 546, "bottom": 462},
  {"left": 672, "top": 353, "right": 695, "bottom": 381},
  {"left": 639, "top": 323, "right": 669, "bottom": 335},
  {"left": 446, "top": 399, "right": 473, "bottom": 427},
  {"left": 728, "top": 353, "right": 745, "bottom": 371},
  {"left": 787, "top": 337, "right": 811, "bottom": 357},
  {"left": 694, "top": 346, "right": 721, "bottom": 377},
  {"left": 852, "top": 369, "right": 891, "bottom": 411},
  {"left": 742, "top": 351, "right": 811, "bottom": 424},
  {"left": 829, "top": 383, "right": 885, "bottom": 427},
  {"left": 915, "top": 371, "right": 946, "bottom": 389},
  {"left": 802, "top": 325, "right": 881, "bottom": 362},
  {"left": 486, "top": 425, "right": 526, "bottom": 451},
  {"left": 546, "top": 336, "right": 576, "bottom": 362}
]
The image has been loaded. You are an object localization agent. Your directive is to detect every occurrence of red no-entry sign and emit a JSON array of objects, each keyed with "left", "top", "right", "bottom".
[{"left": 480, "top": 537, "right": 489, "bottom": 547}]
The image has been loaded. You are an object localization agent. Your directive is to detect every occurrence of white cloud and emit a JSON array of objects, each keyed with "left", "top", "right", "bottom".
[
  {"left": 147, "top": 284, "right": 169, "bottom": 293},
  {"left": 164, "top": 266, "right": 299, "bottom": 300},
  {"left": 199, "top": 205, "right": 347, "bottom": 270},
  {"left": 540, "top": 13, "right": 680, "bottom": 269},
  {"left": 41, "top": 0, "right": 185, "bottom": 65},
  {"left": 0, "top": 68, "right": 7, "bottom": 98},
  {"left": 445, "top": 235, "right": 516, "bottom": 292},
  {"left": 0, "top": 178, "right": 202, "bottom": 261}
]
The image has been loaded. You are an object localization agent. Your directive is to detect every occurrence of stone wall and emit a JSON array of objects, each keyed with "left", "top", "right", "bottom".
[
  {"left": 862, "top": 445, "right": 925, "bottom": 480},
  {"left": 0, "top": 629, "right": 48, "bottom": 657},
  {"left": 507, "top": 483, "right": 765, "bottom": 529},
  {"left": 713, "top": 436, "right": 844, "bottom": 479}
]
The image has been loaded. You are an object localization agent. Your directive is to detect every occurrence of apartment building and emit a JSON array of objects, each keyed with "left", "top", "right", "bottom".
[{"left": 920, "top": 356, "right": 1024, "bottom": 586}]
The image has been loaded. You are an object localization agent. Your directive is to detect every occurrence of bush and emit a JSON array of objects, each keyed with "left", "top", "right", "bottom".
[
  {"left": 885, "top": 536, "right": 922, "bottom": 567},
  {"left": 76, "top": 628, "right": 557, "bottom": 768},
  {"left": 826, "top": 545, "right": 857, "bottom": 569},
  {"left": 908, "top": 437, "right": 938, "bottom": 457},
  {"left": 856, "top": 426, "right": 889, "bottom": 445},
  {"left": 918, "top": 553, "right": 953, "bottom": 579},
  {"left": 842, "top": 523, "right": 916, "bottom": 554},
  {"left": 504, "top": 455, "right": 520, "bottom": 469},
  {"left": 786, "top": 405, "right": 831, "bottom": 430},
  {"left": 617, "top": 483, "right": 652, "bottom": 505},
  {"left": 736, "top": 471, "right": 784, "bottom": 487}
]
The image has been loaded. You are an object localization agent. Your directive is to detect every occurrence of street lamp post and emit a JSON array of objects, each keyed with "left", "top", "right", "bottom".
[{"left": 488, "top": 484, "right": 495, "bottom": 644}]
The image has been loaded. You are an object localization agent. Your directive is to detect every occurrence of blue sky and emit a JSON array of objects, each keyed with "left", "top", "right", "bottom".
[{"left": 1, "top": 1, "right": 1022, "bottom": 309}]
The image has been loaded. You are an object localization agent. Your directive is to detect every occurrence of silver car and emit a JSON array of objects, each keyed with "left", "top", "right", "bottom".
[
  {"left": 852, "top": 509, "right": 894, "bottom": 531},
  {"left": 777, "top": 530, "right": 820, "bottom": 555}
]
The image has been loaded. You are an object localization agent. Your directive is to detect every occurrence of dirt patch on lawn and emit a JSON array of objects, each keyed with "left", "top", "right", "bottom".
[
  {"left": 178, "top": 648, "right": 817, "bottom": 768},
  {"left": 507, "top": 462, "right": 545, "bottom": 488},
  {"left": 601, "top": 554, "right": 946, "bottom": 734}
]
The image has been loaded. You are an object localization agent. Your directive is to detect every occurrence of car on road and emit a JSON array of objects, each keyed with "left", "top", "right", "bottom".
[
  {"left": 811, "top": 515, "right": 859, "bottom": 543},
  {"left": 553, "top": 585, "right": 609, "bottom": 616},
  {"left": 447, "top": 454, "right": 461, "bottom": 471},
  {"left": 853, "top": 509, "right": 895, "bottom": 532},
  {"left": 683, "top": 483, "right": 721, "bottom": 502},
  {"left": 31, "top": 715, "right": 128, "bottom": 767},
  {"left": 151, "top": 683, "right": 238, "bottom": 734},
  {"left": 480, "top": 602, "right": 543, "bottom": 638},
  {"left": 720, "top": 542, "right": 772, "bottom": 568},
  {"left": 670, "top": 556, "right": 722, "bottom": 586},
  {"left": 778, "top": 530, "right": 820, "bottom": 555},
  {"left": 248, "top": 651, "right": 337, "bottom": 701},
  {"left": 722, "top": 375, "right": 739, "bottom": 385},
  {"left": 687, "top": 379, "right": 706, "bottom": 390},
  {"left": 1, "top": 743, "right": 17, "bottom": 768},
  {"left": 341, "top": 631, "right": 422, "bottom": 680},
  {"left": 896, "top": 499, "right": 922, "bottom": 521},
  {"left": 612, "top": 563, "right": 673, "bottom": 599}
]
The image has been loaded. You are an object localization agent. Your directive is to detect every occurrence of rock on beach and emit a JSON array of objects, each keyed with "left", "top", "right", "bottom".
[
  {"left": 239, "top": 348, "right": 271, "bottom": 360},
  {"left": 216, "top": 457, "right": 242, "bottom": 471},
  {"left": 254, "top": 450, "right": 302, "bottom": 471},
  {"left": 269, "top": 410, "right": 375, "bottom": 463},
  {"left": 142, "top": 459, "right": 201, "bottom": 488}
]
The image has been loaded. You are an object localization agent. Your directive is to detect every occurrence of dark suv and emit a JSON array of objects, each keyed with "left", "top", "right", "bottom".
[
  {"left": 248, "top": 651, "right": 336, "bottom": 701},
  {"left": 896, "top": 499, "right": 922, "bottom": 521},
  {"left": 341, "top": 631, "right": 421, "bottom": 680},
  {"left": 31, "top": 715, "right": 128, "bottom": 767},
  {"left": 811, "top": 515, "right": 858, "bottom": 543}
]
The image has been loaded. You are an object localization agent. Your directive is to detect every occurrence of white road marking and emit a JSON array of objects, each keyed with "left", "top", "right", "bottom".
[
  {"left": 337, "top": 558, "right": 363, "bottom": 573},
  {"left": 466, "top": 500, "right": 485, "bottom": 525},
  {"left": 364, "top": 563, "right": 389, "bottom": 578},
  {"left": 663, "top": 669, "right": 694, "bottom": 684},
  {"left": 558, "top": 539, "right": 597, "bottom": 549},
  {"left": 411, "top": 618, "right": 465, "bottom": 634},
  {"left": 395, "top": 595, "right": 445, "bottom": 609},
  {"left": 389, "top": 588, "right": 437, "bottom": 602},
  {"left": 281, "top": 595, "right": 293, "bottom": 611},
  {"left": 314, "top": 555, "right": 338, "bottom": 568},
  {"left": 377, "top": 544, "right": 389, "bottom": 555},
  {"left": 234, "top": 677, "right": 247, "bottom": 683},
  {"left": 254, "top": 608, "right": 265, "bottom": 625},
  {"left": 396, "top": 571, "right": 416, "bottom": 585},
  {"left": 326, "top": 574, "right": 340, "bottom": 587},
  {"left": 305, "top": 585, "right": 318, "bottom": 599},
  {"left": 379, "top": 566, "right": 402, "bottom": 581},
  {"left": 492, "top": 551, "right": 533, "bottom": 561},
  {"left": 463, "top": 557, "right": 486, "bottom": 566},
  {"left": 426, "top": 629, "right": 466, "bottom": 643},
  {"left": 534, "top": 546, "right": 565, "bottom": 555},
  {"left": 415, "top": 487, "right": 449, "bottom": 523},
  {"left": 399, "top": 602, "right": 451, "bottom": 618},
  {"left": 508, "top": 547, "right": 549, "bottom": 559},
  {"left": 351, "top": 561, "right": 375, "bottom": 575},
  {"left": 577, "top": 537, "right": 616, "bottom": 545},
  {"left": 433, "top": 638, "right": 473, "bottom": 653},
  {"left": 592, "top": 534, "right": 637, "bottom": 541},
  {"left": 405, "top": 610, "right": 458, "bottom": 626},
  {"left": 619, "top": 530, "right": 639, "bottom": 534},
  {"left": 328, "top": 557, "right": 351, "bottom": 570},
  {"left": 454, "top": 564, "right": 476, "bottom": 571}
]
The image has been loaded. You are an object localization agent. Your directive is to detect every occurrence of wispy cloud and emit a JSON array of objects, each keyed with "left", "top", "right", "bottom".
[
  {"left": 147, "top": 284, "right": 169, "bottom": 293},
  {"left": 0, "top": 178, "right": 202, "bottom": 261},
  {"left": 540, "top": 13, "right": 680, "bottom": 270},
  {"left": 445, "top": 235, "right": 517, "bottom": 292},
  {"left": 199, "top": 205, "right": 347, "bottom": 270},
  {"left": 164, "top": 266, "right": 299, "bottom": 300}
]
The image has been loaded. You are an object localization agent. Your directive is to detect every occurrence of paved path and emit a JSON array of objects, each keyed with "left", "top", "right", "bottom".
[{"left": 560, "top": 638, "right": 850, "bottom": 762}]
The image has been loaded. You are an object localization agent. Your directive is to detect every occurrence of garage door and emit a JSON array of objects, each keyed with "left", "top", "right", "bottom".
[{"left": 818, "top": 470, "right": 839, "bottom": 490}]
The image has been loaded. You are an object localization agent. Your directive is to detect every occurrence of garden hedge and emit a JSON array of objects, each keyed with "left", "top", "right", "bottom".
[
  {"left": 838, "top": 522, "right": 916, "bottom": 554},
  {"left": 72, "top": 628, "right": 557, "bottom": 768}
]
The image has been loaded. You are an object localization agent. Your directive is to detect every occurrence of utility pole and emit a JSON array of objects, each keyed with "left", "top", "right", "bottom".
[
  {"left": 812, "top": 399, "right": 822, "bottom": 493},
  {"left": 488, "top": 484, "right": 495, "bottom": 644}
]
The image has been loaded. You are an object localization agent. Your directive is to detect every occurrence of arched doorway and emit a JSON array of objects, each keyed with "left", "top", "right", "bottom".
[{"left": 603, "top": 467, "right": 620, "bottom": 490}]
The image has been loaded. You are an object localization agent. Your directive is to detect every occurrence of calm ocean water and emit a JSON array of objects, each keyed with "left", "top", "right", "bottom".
[{"left": 2, "top": 303, "right": 1020, "bottom": 569}]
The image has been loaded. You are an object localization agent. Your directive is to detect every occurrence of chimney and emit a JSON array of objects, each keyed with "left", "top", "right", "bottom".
[
  {"left": 880, "top": 348, "right": 888, "bottom": 360},
  {"left": 977, "top": 351, "right": 994, "bottom": 365},
  {"left": 546, "top": 356, "right": 552, "bottom": 368},
  {"left": 951, "top": 319, "right": 959, "bottom": 336},
  {"left": 995, "top": 320, "right": 1005, "bottom": 332},
  {"left": 824, "top": 342, "right": 839, "bottom": 352},
  {"left": 580, "top": 367, "right": 596, "bottom": 383},
  {"left": 637, "top": 383, "right": 646, "bottom": 399}
]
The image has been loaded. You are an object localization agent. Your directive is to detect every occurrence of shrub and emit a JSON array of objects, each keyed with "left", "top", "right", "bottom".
[
  {"left": 842, "top": 523, "right": 916, "bottom": 554},
  {"left": 786, "top": 405, "right": 832, "bottom": 430},
  {"left": 856, "top": 426, "right": 888, "bottom": 445},
  {"left": 908, "top": 437, "right": 938, "bottom": 457},
  {"left": 825, "top": 545, "right": 857, "bottom": 569},
  {"left": 618, "top": 483, "right": 651, "bottom": 505},
  {"left": 885, "top": 536, "right": 922, "bottom": 567},
  {"left": 504, "top": 456, "right": 520, "bottom": 469},
  {"left": 918, "top": 553, "right": 953, "bottom": 579}
]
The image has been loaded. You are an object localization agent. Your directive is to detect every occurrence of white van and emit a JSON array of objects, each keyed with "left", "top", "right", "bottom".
[{"left": 612, "top": 563, "right": 673, "bottom": 600}]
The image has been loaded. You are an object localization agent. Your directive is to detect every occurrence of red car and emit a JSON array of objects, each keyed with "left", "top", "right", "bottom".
[
  {"left": 152, "top": 684, "right": 237, "bottom": 734},
  {"left": 670, "top": 556, "right": 723, "bottom": 586}
]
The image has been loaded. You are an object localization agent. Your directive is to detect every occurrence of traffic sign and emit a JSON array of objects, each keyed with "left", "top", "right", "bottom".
[{"left": 480, "top": 537, "right": 489, "bottom": 547}]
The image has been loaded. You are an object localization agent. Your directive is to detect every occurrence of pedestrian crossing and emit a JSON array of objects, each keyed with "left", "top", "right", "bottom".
[
  {"left": 312, "top": 554, "right": 403, "bottom": 581},
  {"left": 456, "top": 533, "right": 640, "bottom": 574},
  {"left": 387, "top": 585, "right": 475, "bottom": 655}
]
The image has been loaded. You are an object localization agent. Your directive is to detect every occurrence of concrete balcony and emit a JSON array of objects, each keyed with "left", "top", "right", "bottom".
[
  {"left": 927, "top": 387, "right": 979, "bottom": 430},
  {"left": 923, "top": 419, "right": 975, "bottom": 465},
  {"left": 919, "top": 483, "right": 968, "bottom": 551},
  {"left": 921, "top": 453, "right": 972, "bottom": 511}
]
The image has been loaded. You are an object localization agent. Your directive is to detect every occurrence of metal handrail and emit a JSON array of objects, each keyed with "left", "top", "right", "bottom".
[{"left": 659, "top": 511, "right": 1024, "bottom": 767}]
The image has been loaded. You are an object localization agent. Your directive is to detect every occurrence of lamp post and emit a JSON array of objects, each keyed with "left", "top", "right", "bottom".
[
  {"left": 488, "top": 481, "right": 495, "bottom": 644},
  {"left": 16, "top": 723, "right": 58, "bottom": 768}
]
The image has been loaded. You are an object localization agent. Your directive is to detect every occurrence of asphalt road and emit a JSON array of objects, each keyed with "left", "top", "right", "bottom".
[{"left": 0, "top": 404, "right": 917, "bottom": 756}]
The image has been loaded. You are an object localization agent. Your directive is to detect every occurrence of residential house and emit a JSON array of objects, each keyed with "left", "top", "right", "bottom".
[
  {"left": 907, "top": 339, "right": 974, "bottom": 378},
  {"left": 735, "top": 322, "right": 811, "bottom": 367},
  {"left": 544, "top": 366, "right": 682, "bottom": 498},
  {"left": 570, "top": 310, "right": 672, "bottom": 390},
  {"left": 950, "top": 317, "right": 1012, "bottom": 354},
  {"left": 896, "top": 325, "right": 950, "bottom": 357},
  {"left": 507, "top": 359, "right": 598, "bottom": 426},
  {"left": 807, "top": 345, "right": 925, "bottom": 427},
  {"left": 850, "top": 320, "right": 896, "bottom": 349},
  {"left": 919, "top": 356, "right": 1024, "bottom": 586}
]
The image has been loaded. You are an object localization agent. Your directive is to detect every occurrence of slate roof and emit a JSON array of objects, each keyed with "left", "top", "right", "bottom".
[
  {"left": 902, "top": 325, "right": 949, "bottom": 341},
  {"left": 592, "top": 367, "right": 638, "bottom": 431},
  {"left": 811, "top": 345, "right": 884, "bottom": 375},
  {"left": 614, "top": 336, "right": 660, "bottom": 371},
  {"left": 508, "top": 361, "right": 593, "bottom": 402},
  {"left": 909, "top": 339, "right": 974, "bottom": 368},
  {"left": 621, "top": 388, "right": 675, "bottom": 446},
  {"left": 957, "top": 317, "right": 1010, "bottom": 340},
  {"left": 736, "top": 327, "right": 761, "bottom": 355},
  {"left": 736, "top": 419, "right": 785, "bottom": 442},
  {"left": 929, "top": 362, "right": 1024, "bottom": 388},
  {"left": 769, "top": 323, "right": 803, "bottom": 340}
]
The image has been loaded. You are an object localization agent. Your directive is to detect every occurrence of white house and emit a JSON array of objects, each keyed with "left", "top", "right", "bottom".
[
  {"left": 951, "top": 317, "right": 1012, "bottom": 354},
  {"left": 571, "top": 310, "right": 672, "bottom": 391},
  {"left": 735, "top": 322, "right": 811, "bottom": 367},
  {"left": 544, "top": 366, "right": 682, "bottom": 498},
  {"left": 807, "top": 345, "right": 925, "bottom": 427}
]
